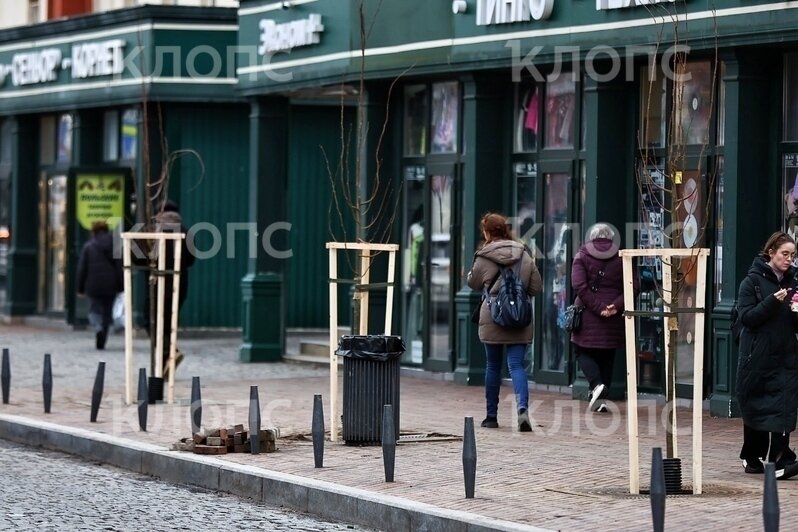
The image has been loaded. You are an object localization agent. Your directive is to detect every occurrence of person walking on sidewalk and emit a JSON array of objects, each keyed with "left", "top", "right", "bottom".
[
  {"left": 77, "top": 220, "right": 122, "bottom": 350},
  {"left": 736, "top": 231, "right": 798, "bottom": 479},
  {"left": 570, "top": 223, "right": 636, "bottom": 412},
  {"left": 467, "top": 212, "right": 542, "bottom": 431}
]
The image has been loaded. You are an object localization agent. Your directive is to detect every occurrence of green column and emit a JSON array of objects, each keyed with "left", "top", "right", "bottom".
[
  {"left": 454, "top": 75, "right": 506, "bottom": 386},
  {"left": 710, "top": 52, "right": 774, "bottom": 417},
  {"left": 572, "top": 76, "right": 635, "bottom": 401},
  {"left": 6, "top": 115, "right": 38, "bottom": 316},
  {"left": 240, "top": 97, "right": 289, "bottom": 362}
]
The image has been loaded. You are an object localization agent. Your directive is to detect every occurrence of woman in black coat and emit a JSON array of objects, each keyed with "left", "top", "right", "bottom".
[
  {"left": 736, "top": 231, "right": 798, "bottom": 479},
  {"left": 77, "top": 221, "right": 122, "bottom": 350}
]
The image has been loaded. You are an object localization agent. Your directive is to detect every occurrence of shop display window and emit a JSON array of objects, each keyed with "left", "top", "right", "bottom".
[
  {"left": 714, "top": 157, "right": 725, "bottom": 304},
  {"left": 404, "top": 85, "right": 429, "bottom": 156},
  {"left": 515, "top": 84, "right": 539, "bottom": 153},
  {"left": 121, "top": 108, "right": 139, "bottom": 161},
  {"left": 785, "top": 54, "right": 798, "bottom": 142},
  {"left": 717, "top": 62, "right": 726, "bottom": 147},
  {"left": 544, "top": 73, "right": 576, "bottom": 149},
  {"left": 640, "top": 65, "right": 666, "bottom": 148},
  {"left": 430, "top": 82, "right": 459, "bottom": 154},
  {"left": 784, "top": 154, "right": 798, "bottom": 241},
  {"left": 675, "top": 61, "right": 712, "bottom": 145},
  {"left": 103, "top": 110, "right": 119, "bottom": 162},
  {"left": 56, "top": 113, "right": 73, "bottom": 163}
]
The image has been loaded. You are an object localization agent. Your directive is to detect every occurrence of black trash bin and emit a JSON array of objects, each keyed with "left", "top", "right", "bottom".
[{"left": 337, "top": 335, "right": 405, "bottom": 446}]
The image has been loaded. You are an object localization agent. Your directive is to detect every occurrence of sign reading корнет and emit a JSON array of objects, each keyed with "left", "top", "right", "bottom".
[{"left": 76, "top": 174, "right": 124, "bottom": 230}]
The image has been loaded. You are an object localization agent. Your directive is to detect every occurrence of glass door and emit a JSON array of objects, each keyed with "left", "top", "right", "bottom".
[
  {"left": 42, "top": 174, "right": 67, "bottom": 313},
  {"left": 535, "top": 163, "right": 574, "bottom": 385},
  {"left": 424, "top": 166, "right": 457, "bottom": 372},
  {"left": 401, "top": 166, "right": 426, "bottom": 365}
]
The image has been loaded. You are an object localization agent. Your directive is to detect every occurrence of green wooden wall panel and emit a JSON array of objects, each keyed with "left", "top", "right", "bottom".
[
  {"left": 165, "top": 103, "right": 249, "bottom": 328},
  {"left": 287, "top": 105, "right": 355, "bottom": 327}
]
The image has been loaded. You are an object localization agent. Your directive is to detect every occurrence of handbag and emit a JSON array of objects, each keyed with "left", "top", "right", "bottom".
[
  {"left": 564, "top": 259, "right": 609, "bottom": 333},
  {"left": 563, "top": 304, "right": 584, "bottom": 332}
]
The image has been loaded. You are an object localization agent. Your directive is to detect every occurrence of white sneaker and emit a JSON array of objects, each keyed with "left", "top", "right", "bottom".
[{"left": 589, "top": 384, "right": 606, "bottom": 412}]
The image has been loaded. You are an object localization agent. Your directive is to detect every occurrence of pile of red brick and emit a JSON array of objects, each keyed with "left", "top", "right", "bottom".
[{"left": 172, "top": 424, "right": 279, "bottom": 454}]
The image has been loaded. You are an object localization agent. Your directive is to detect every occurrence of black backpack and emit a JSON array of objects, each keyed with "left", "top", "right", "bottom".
[
  {"left": 485, "top": 260, "right": 532, "bottom": 329},
  {"left": 730, "top": 278, "right": 761, "bottom": 346}
]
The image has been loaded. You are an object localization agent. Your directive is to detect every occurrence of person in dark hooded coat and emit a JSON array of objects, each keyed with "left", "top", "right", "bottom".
[
  {"left": 736, "top": 231, "right": 798, "bottom": 479},
  {"left": 570, "top": 223, "right": 638, "bottom": 412},
  {"left": 77, "top": 220, "right": 122, "bottom": 350}
]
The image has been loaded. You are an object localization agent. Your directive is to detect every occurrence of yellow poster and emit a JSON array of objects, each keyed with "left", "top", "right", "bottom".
[{"left": 76, "top": 174, "right": 124, "bottom": 230}]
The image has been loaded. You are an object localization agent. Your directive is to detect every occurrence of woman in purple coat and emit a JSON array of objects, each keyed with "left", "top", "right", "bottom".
[{"left": 571, "top": 223, "right": 635, "bottom": 412}]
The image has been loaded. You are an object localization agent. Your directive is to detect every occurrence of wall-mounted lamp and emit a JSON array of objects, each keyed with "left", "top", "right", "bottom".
[
  {"left": 281, "top": 1, "right": 291, "bottom": 9},
  {"left": 452, "top": 1, "right": 467, "bottom": 14}
]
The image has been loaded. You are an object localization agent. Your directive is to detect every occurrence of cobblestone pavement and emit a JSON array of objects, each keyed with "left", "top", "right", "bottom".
[
  {"left": 0, "top": 439, "right": 370, "bottom": 531},
  {"left": 1, "top": 323, "right": 798, "bottom": 530}
]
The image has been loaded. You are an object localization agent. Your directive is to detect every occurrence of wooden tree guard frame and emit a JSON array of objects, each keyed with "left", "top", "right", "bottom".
[
  {"left": 121, "top": 232, "right": 184, "bottom": 406},
  {"left": 326, "top": 242, "right": 399, "bottom": 442},
  {"left": 620, "top": 247, "right": 709, "bottom": 495}
]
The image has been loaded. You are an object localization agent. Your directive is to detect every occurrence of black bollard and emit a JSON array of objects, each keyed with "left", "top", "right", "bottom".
[
  {"left": 190, "top": 376, "right": 202, "bottom": 435},
  {"left": 90, "top": 362, "right": 106, "bottom": 422},
  {"left": 249, "top": 385, "right": 261, "bottom": 455},
  {"left": 763, "top": 462, "right": 779, "bottom": 532},
  {"left": 462, "top": 416, "right": 477, "bottom": 499},
  {"left": 137, "top": 368, "right": 148, "bottom": 432},
  {"left": 382, "top": 404, "right": 396, "bottom": 482},
  {"left": 1, "top": 347, "right": 9, "bottom": 404},
  {"left": 312, "top": 394, "right": 324, "bottom": 468},
  {"left": 42, "top": 354, "right": 52, "bottom": 414},
  {"left": 650, "top": 447, "right": 666, "bottom": 532}
]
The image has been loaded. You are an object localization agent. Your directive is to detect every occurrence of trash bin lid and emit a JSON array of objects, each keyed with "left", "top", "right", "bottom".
[{"left": 336, "top": 335, "right": 405, "bottom": 360}]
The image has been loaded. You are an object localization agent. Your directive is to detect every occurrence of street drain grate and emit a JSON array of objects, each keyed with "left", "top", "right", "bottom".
[
  {"left": 398, "top": 432, "right": 462, "bottom": 443},
  {"left": 557, "top": 484, "right": 760, "bottom": 500}
]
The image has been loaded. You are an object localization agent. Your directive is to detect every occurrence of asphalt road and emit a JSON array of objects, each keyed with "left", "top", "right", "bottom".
[{"left": 0, "top": 439, "right": 373, "bottom": 531}]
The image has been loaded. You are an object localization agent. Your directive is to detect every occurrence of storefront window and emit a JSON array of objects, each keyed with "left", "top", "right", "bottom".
[
  {"left": 430, "top": 82, "right": 459, "bottom": 154},
  {"left": 675, "top": 61, "right": 712, "bottom": 145},
  {"left": 515, "top": 84, "right": 539, "bottom": 153},
  {"left": 785, "top": 54, "right": 798, "bottom": 141},
  {"left": 714, "top": 157, "right": 725, "bottom": 304},
  {"left": 57, "top": 114, "right": 73, "bottom": 163},
  {"left": 784, "top": 154, "right": 798, "bottom": 241},
  {"left": 121, "top": 108, "right": 139, "bottom": 161},
  {"left": 640, "top": 65, "right": 666, "bottom": 148},
  {"left": 541, "top": 173, "right": 570, "bottom": 372},
  {"left": 515, "top": 162, "right": 537, "bottom": 249},
  {"left": 404, "top": 85, "right": 429, "bottom": 156},
  {"left": 103, "top": 110, "right": 119, "bottom": 162},
  {"left": 40, "top": 116, "right": 55, "bottom": 165},
  {"left": 717, "top": 62, "right": 726, "bottom": 147},
  {"left": 544, "top": 74, "right": 576, "bottom": 149}
]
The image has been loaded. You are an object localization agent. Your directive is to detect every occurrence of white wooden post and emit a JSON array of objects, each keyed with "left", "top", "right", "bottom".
[
  {"left": 121, "top": 232, "right": 185, "bottom": 406},
  {"left": 619, "top": 248, "right": 709, "bottom": 495},
  {"left": 621, "top": 253, "right": 640, "bottom": 494},
  {"left": 329, "top": 247, "right": 339, "bottom": 442},
  {"left": 692, "top": 251, "right": 708, "bottom": 494},
  {"left": 326, "top": 242, "right": 399, "bottom": 443},
  {"left": 123, "top": 237, "right": 134, "bottom": 405}
]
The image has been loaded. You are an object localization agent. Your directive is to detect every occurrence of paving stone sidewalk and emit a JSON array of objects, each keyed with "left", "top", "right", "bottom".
[{"left": 0, "top": 323, "right": 794, "bottom": 531}]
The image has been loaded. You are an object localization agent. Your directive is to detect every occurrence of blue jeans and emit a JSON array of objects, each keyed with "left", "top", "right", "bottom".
[{"left": 484, "top": 343, "right": 530, "bottom": 418}]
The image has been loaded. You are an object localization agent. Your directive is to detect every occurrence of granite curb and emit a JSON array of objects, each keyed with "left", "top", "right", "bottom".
[{"left": 0, "top": 414, "right": 551, "bottom": 532}]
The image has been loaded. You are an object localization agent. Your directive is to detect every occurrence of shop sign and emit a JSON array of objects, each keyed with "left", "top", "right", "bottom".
[
  {"left": 258, "top": 14, "right": 324, "bottom": 55},
  {"left": 476, "top": 0, "right": 555, "bottom": 26},
  {"left": 71, "top": 40, "right": 125, "bottom": 79},
  {"left": 596, "top": 0, "right": 675, "bottom": 10},
  {"left": 76, "top": 174, "right": 125, "bottom": 231},
  {"left": 9, "top": 49, "right": 61, "bottom": 86},
  {"left": 0, "top": 38, "right": 127, "bottom": 88}
]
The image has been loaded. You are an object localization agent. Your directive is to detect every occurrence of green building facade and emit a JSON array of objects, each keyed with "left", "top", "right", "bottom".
[
  {"left": 237, "top": 0, "right": 798, "bottom": 416},
  {"left": 0, "top": 6, "right": 249, "bottom": 329}
]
